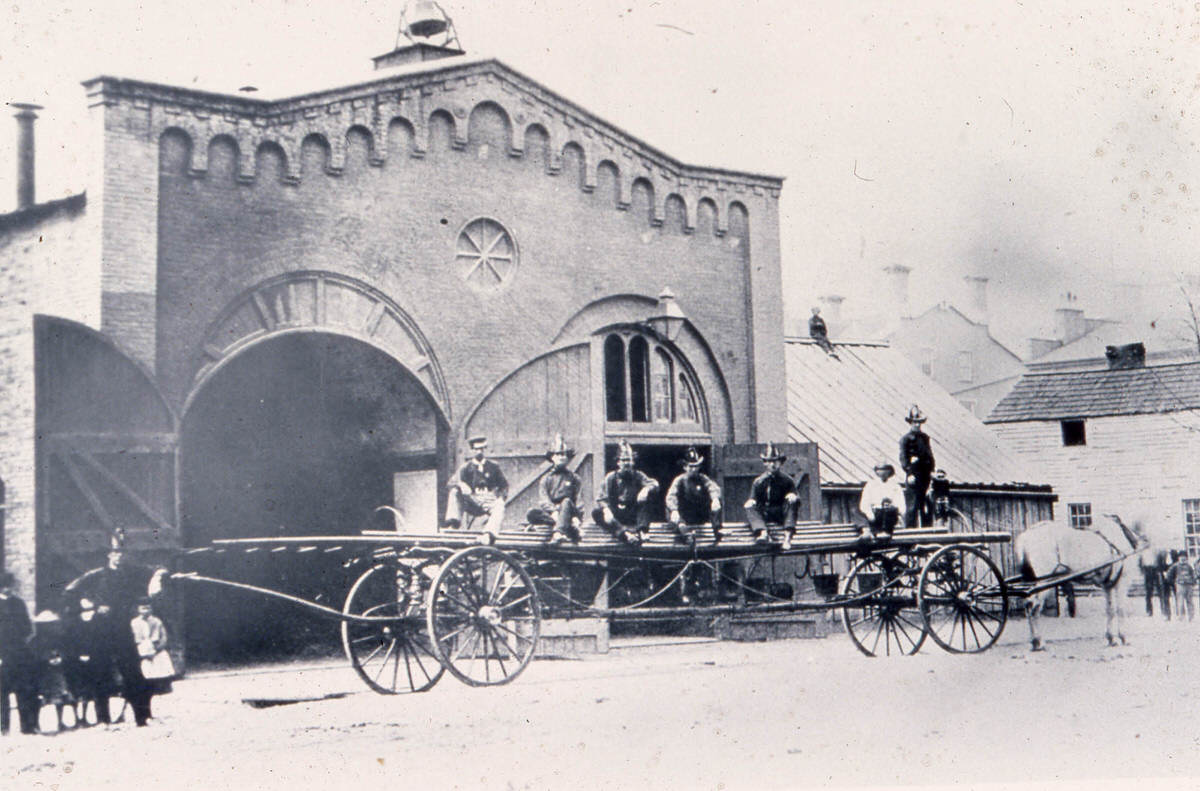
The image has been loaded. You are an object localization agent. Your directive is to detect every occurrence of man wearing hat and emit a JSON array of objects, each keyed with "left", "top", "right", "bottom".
[
  {"left": 899, "top": 405, "right": 936, "bottom": 528},
  {"left": 592, "top": 441, "right": 659, "bottom": 545},
  {"left": 0, "top": 570, "right": 40, "bottom": 734},
  {"left": 526, "top": 434, "right": 584, "bottom": 545},
  {"left": 744, "top": 442, "right": 801, "bottom": 549},
  {"left": 665, "top": 447, "right": 723, "bottom": 546},
  {"left": 64, "top": 545, "right": 169, "bottom": 726},
  {"left": 444, "top": 436, "right": 509, "bottom": 544},
  {"left": 859, "top": 462, "right": 906, "bottom": 537}
]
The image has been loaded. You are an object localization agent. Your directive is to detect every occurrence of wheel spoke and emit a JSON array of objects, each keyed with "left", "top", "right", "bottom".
[{"left": 372, "top": 639, "right": 398, "bottom": 684}]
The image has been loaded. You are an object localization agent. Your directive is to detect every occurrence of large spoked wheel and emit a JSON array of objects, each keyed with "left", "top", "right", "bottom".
[
  {"left": 342, "top": 563, "right": 445, "bottom": 695},
  {"left": 917, "top": 544, "right": 1008, "bottom": 653},
  {"left": 840, "top": 553, "right": 927, "bottom": 657},
  {"left": 427, "top": 546, "right": 542, "bottom": 687}
]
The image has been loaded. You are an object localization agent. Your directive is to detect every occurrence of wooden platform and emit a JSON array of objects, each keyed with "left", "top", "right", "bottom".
[{"left": 193, "top": 521, "right": 1010, "bottom": 562}]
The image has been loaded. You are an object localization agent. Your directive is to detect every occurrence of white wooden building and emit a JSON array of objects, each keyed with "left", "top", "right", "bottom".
[{"left": 987, "top": 354, "right": 1200, "bottom": 557}]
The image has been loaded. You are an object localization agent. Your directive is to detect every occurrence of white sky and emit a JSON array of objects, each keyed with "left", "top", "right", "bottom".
[{"left": 2, "top": 0, "right": 1198, "bottom": 352}]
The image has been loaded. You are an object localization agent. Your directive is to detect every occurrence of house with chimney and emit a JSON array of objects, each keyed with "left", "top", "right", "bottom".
[
  {"left": 798, "top": 266, "right": 1026, "bottom": 419},
  {"left": 987, "top": 339, "right": 1200, "bottom": 558}
]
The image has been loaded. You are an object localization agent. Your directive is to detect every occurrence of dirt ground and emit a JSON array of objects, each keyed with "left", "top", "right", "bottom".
[{"left": 5, "top": 596, "right": 1200, "bottom": 791}]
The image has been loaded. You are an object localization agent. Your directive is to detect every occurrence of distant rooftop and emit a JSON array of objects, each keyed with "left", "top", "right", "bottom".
[
  {"left": 987, "top": 360, "right": 1200, "bottom": 423},
  {"left": 785, "top": 337, "right": 1047, "bottom": 490}
]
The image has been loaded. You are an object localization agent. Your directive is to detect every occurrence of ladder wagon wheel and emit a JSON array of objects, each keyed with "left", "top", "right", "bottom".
[
  {"left": 840, "top": 553, "right": 927, "bottom": 657},
  {"left": 427, "top": 546, "right": 542, "bottom": 687},
  {"left": 917, "top": 544, "right": 1008, "bottom": 654},
  {"left": 341, "top": 563, "right": 444, "bottom": 695}
]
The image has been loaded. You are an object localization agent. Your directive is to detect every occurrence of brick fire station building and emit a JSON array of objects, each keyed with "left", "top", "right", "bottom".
[{"left": 0, "top": 40, "right": 788, "bottom": 652}]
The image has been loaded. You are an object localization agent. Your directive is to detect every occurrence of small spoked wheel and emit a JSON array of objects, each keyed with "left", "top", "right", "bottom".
[
  {"left": 427, "top": 546, "right": 542, "bottom": 687},
  {"left": 342, "top": 563, "right": 444, "bottom": 694},
  {"left": 917, "top": 544, "right": 1008, "bottom": 653},
  {"left": 840, "top": 553, "right": 927, "bottom": 657}
]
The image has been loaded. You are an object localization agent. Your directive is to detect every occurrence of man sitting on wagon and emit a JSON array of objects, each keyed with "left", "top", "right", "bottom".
[
  {"left": 665, "top": 446, "right": 723, "bottom": 547},
  {"left": 592, "top": 440, "right": 659, "bottom": 546},
  {"left": 526, "top": 434, "right": 584, "bottom": 546},
  {"left": 444, "top": 435, "right": 509, "bottom": 546},
  {"left": 743, "top": 442, "right": 801, "bottom": 550},
  {"left": 859, "top": 461, "right": 905, "bottom": 538}
]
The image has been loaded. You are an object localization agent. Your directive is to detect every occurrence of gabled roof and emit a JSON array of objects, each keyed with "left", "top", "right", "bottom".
[
  {"left": 986, "top": 360, "right": 1200, "bottom": 423},
  {"left": 1027, "top": 319, "right": 1194, "bottom": 369},
  {"left": 785, "top": 338, "right": 1044, "bottom": 489}
]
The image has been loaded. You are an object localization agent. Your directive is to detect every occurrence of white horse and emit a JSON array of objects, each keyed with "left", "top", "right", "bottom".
[{"left": 1014, "top": 512, "right": 1150, "bottom": 651}]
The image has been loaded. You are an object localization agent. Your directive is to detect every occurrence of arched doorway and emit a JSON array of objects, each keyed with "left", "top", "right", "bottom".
[{"left": 179, "top": 331, "right": 446, "bottom": 662}]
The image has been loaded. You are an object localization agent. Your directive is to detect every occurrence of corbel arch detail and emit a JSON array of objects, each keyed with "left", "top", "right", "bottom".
[{"left": 191, "top": 271, "right": 449, "bottom": 420}]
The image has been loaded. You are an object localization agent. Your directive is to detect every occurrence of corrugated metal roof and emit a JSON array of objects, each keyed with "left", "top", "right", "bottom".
[
  {"left": 987, "top": 360, "right": 1200, "bottom": 422},
  {"left": 785, "top": 338, "right": 1041, "bottom": 488}
]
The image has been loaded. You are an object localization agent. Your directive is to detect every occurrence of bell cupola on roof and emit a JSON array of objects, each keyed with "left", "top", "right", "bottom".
[{"left": 373, "top": 1, "right": 465, "bottom": 70}]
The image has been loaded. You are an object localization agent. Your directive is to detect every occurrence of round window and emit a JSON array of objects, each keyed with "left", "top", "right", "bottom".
[{"left": 455, "top": 218, "right": 518, "bottom": 291}]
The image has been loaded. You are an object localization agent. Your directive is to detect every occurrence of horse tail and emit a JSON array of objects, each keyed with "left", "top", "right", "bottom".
[{"left": 1019, "top": 555, "right": 1038, "bottom": 582}]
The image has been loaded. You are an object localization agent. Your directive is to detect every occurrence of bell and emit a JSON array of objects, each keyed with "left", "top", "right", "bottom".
[{"left": 403, "top": 0, "right": 449, "bottom": 39}]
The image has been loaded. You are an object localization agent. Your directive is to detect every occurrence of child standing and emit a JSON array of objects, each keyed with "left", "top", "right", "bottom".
[{"left": 128, "top": 599, "right": 174, "bottom": 727}]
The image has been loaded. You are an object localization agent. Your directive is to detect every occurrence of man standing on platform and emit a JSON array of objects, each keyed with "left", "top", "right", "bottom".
[
  {"left": 444, "top": 436, "right": 509, "bottom": 545},
  {"left": 744, "top": 443, "right": 801, "bottom": 549},
  {"left": 665, "top": 447, "right": 723, "bottom": 547},
  {"left": 592, "top": 441, "right": 659, "bottom": 546},
  {"left": 900, "top": 405, "right": 936, "bottom": 528},
  {"left": 527, "top": 434, "right": 584, "bottom": 546}
]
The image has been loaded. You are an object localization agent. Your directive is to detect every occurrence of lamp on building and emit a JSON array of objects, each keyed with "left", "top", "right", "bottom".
[{"left": 646, "top": 287, "right": 687, "bottom": 342}]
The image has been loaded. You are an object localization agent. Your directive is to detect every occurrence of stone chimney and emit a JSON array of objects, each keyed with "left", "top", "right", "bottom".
[
  {"left": 817, "top": 294, "right": 844, "bottom": 336},
  {"left": 882, "top": 265, "right": 911, "bottom": 319},
  {"left": 1055, "top": 306, "right": 1087, "bottom": 344},
  {"left": 12, "top": 102, "right": 42, "bottom": 210},
  {"left": 964, "top": 275, "right": 988, "bottom": 324}
]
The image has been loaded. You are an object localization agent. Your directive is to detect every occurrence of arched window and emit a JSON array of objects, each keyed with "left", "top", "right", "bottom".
[
  {"left": 604, "top": 335, "right": 627, "bottom": 422},
  {"left": 628, "top": 336, "right": 649, "bottom": 423},
  {"left": 602, "top": 330, "right": 704, "bottom": 430},
  {"left": 652, "top": 350, "right": 674, "bottom": 423}
]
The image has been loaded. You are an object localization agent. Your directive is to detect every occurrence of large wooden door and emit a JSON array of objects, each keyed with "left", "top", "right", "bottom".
[
  {"left": 35, "top": 317, "right": 178, "bottom": 602},
  {"left": 462, "top": 342, "right": 595, "bottom": 525}
]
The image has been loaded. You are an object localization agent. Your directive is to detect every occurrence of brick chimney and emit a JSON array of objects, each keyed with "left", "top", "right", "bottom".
[
  {"left": 882, "top": 265, "right": 911, "bottom": 319},
  {"left": 963, "top": 275, "right": 988, "bottom": 324},
  {"left": 12, "top": 102, "right": 42, "bottom": 210}
]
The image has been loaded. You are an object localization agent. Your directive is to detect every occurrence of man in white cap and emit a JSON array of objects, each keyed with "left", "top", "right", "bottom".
[
  {"left": 526, "top": 434, "right": 584, "bottom": 545},
  {"left": 744, "top": 442, "right": 801, "bottom": 549},
  {"left": 665, "top": 447, "right": 723, "bottom": 546},
  {"left": 859, "top": 462, "right": 905, "bottom": 538},
  {"left": 592, "top": 441, "right": 659, "bottom": 545},
  {"left": 444, "top": 436, "right": 509, "bottom": 545},
  {"left": 900, "top": 405, "right": 936, "bottom": 527}
]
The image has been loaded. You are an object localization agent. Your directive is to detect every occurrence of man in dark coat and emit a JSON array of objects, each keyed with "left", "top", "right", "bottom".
[
  {"left": 0, "top": 571, "right": 40, "bottom": 734},
  {"left": 65, "top": 597, "right": 118, "bottom": 725},
  {"left": 526, "top": 434, "right": 584, "bottom": 545},
  {"left": 592, "top": 441, "right": 659, "bottom": 546},
  {"left": 64, "top": 549, "right": 168, "bottom": 726},
  {"left": 444, "top": 436, "right": 509, "bottom": 545},
  {"left": 665, "top": 447, "right": 723, "bottom": 546},
  {"left": 743, "top": 442, "right": 800, "bottom": 549},
  {"left": 899, "top": 405, "right": 935, "bottom": 527}
]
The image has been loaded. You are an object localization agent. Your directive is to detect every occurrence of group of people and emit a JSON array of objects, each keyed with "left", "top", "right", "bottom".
[
  {"left": 443, "top": 434, "right": 806, "bottom": 549},
  {"left": 858, "top": 405, "right": 945, "bottom": 536},
  {"left": 1141, "top": 549, "right": 1200, "bottom": 622},
  {"left": 444, "top": 403, "right": 940, "bottom": 549},
  {"left": 0, "top": 548, "right": 174, "bottom": 736}
]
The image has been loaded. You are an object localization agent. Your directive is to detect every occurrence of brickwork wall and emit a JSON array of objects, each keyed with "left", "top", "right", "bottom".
[
  {"left": 990, "top": 413, "right": 1200, "bottom": 542},
  {"left": 0, "top": 207, "right": 92, "bottom": 597},
  {"left": 85, "top": 63, "right": 784, "bottom": 443}
]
